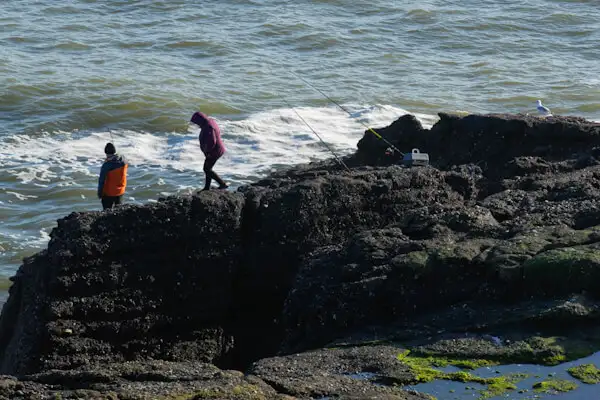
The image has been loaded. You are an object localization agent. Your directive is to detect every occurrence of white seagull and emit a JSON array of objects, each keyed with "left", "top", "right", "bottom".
[{"left": 536, "top": 100, "right": 552, "bottom": 116}]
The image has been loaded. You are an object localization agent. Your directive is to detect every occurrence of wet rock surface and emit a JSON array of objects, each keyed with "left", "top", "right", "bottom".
[
  {"left": 250, "top": 346, "right": 426, "bottom": 399},
  {"left": 0, "top": 360, "right": 291, "bottom": 399},
  {"left": 2, "top": 113, "right": 600, "bottom": 398}
]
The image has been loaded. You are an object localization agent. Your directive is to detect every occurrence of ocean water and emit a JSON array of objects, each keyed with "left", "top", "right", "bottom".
[{"left": 1, "top": 0, "right": 600, "bottom": 280}]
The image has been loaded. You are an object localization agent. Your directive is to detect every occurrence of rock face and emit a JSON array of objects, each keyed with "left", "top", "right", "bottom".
[
  {"left": 3, "top": 360, "right": 291, "bottom": 400},
  {"left": 2, "top": 112, "right": 600, "bottom": 398},
  {"left": 0, "top": 193, "right": 245, "bottom": 375},
  {"left": 356, "top": 112, "right": 600, "bottom": 174}
]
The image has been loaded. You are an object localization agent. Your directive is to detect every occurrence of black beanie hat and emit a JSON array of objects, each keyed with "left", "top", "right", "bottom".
[{"left": 104, "top": 143, "right": 116, "bottom": 155}]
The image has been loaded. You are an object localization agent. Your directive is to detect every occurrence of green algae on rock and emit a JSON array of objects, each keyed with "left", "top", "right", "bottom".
[
  {"left": 397, "top": 350, "right": 527, "bottom": 399},
  {"left": 397, "top": 349, "right": 499, "bottom": 371},
  {"left": 409, "top": 335, "right": 600, "bottom": 368},
  {"left": 166, "top": 384, "right": 270, "bottom": 400},
  {"left": 568, "top": 363, "right": 600, "bottom": 384},
  {"left": 480, "top": 375, "right": 528, "bottom": 400},
  {"left": 533, "top": 379, "right": 578, "bottom": 393},
  {"left": 523, "top": 243, "right": 600, "bottom": 296},
  {"left": 520, "top": 336, "right": 600, "bottom": 366},
  {"left": 250, "top": 345, "right": 429, "bottom": 400}
]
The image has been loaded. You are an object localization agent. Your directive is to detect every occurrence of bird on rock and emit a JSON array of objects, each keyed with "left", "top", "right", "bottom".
[{"left": 536, "top": 100, "right": 552, "bottom": 116}]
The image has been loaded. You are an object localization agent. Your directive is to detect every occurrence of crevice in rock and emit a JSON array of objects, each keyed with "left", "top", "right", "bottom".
[
  {"left": 226, "top": 189, "right": 293, "bottom": 371},
  {"left": 574, "top": 211, "right": 600, "bottom": 230},
  {"left": 489, "top": 210, "right": 513, "bottom": 223},
  {"left": 256, "top": 377, "right": 298, "bottom": 397}
]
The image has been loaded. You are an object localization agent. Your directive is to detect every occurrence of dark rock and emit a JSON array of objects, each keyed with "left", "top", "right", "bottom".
[
  {"left": 231, "top": 166, "right": 467, "bottom": 366},
  {"left": 0, "top": 192, "right": 245, "bottom": 375},
  {"left": 352, "top": 112, "right": 600, "bottom": 178},
  {"left": 356, "top": 114, "right": 426, "bottom": 166},
  {"left": 250, "top": 345, "right": 428, "bottom": 399},
  {"left": 280, "top": 229, "right": 495, "bottom": 353},
  {"left": 0, "top": 360, "right": 290, "bottom": 399},
  {"left": 2, "top": 113, "right": 600, "bottom": 397}
]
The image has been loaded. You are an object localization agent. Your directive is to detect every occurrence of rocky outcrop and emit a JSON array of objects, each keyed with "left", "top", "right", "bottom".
[
  {"left": 0, "top": 360, "right": 291, "bottom": 400},
  {"left": 355, "top": 113, "right": 600, "bottom": 173},
  {"left": 0, "top": 193, "right": 245, "bottom": 375},
  {"left": 250, "top": 345, "right": 426, "bottom": 399},
  {"left": 2, "top": 113, "right": 600, "bottom": 399}
]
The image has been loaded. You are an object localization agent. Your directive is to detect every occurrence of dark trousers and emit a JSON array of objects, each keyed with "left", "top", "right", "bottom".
[
  {"left": 101, "top": 195, "right": 122, "bottom": 210},
  {"left": 203, "top": 156, "right": 226, "bottom": 190}
]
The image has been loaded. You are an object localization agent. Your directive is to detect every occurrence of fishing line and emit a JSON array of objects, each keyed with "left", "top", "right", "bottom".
[
  {"left": 77, "top": 110, "right": 118, "bottom": 147},
  {"left": 279, "top": 95, "right": 350, "bottom": 172},
  {"left": 286, "top": 70, "right": 404, "bottom": 156},
  {"left": 264, "top": 64, "right": 350, "bottom": 171},
  {"left": 107, "top": 127, "right": 115, "bottom": 143}
]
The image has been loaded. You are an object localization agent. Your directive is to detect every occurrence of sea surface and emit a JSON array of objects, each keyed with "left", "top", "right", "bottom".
[{"left": 1, "top": 0, "right": 600, "bottom": 285}]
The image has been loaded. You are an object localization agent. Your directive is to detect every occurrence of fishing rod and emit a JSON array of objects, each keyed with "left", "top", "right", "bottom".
[
  {"left": 278, "top": 94, "right": 350, "bottom": 172},
  {"left": 107, "top": 127, "right": 115, "bottom": 143},
  {"left": 287, "top": 70, "right": 404, "bottom": 156},
  {"left": 264, "top": 63, "right": 350, "bottom": 171},
  {"left": 80, "top": 110, "right": 117, "bottom": 146}
]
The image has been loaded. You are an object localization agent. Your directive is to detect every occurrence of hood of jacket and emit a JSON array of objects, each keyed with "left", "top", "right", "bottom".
[{"left": 191, "top": 111, "right": 209, "bottom": 127}]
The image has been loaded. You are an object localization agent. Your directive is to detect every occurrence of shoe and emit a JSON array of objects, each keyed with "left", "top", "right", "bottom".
[{"left": 218, "top": 184, "right": 229, "bottom": 190}]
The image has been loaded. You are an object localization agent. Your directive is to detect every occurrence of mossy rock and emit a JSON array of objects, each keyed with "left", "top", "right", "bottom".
[
  {"left": 397, "top": 350, "right": 527, "bottom": 399},
  {"left": 514, "top": 336, "right": 600, "bottom": 365},
  {"left": 497, "top": 234, "right": 551, "bottom": 256},
  {"left": 568, "top": 363, "right": 600, "bottom": 384},
  {"left": 391, "top": 240, "right": 486, "bottom": 277},
  {"left": 430, "top": 242, "right": 482, "bottom": 264},
  {"left": 410, "top": 335, "right": 600, "bottom": 367},
  {"left": 488, "top": 225, "right": 583, "bottom": 260},
  {"left": 523, "top": 243, "right": 600, "bottom": 295},
  {"left": 487, "top": 225, "right": 600, "bottom": 280},
  {"left": 391, "top": 251, "right": 430, "bottom": 273},
  {"left": 166, "top": 384, "right": 268, "bottom": 400},
  {"left": 398, "top": 351, "right": 498, "bottom": 371},
  {"left": 521, "top": 336, "right": 597, "bottom": 365},
  {"left": 480, "top": 375, "right": 524, "bottom": 399},
  {"left": 533, "top": 379, "right": 578, "bottom": 393}
]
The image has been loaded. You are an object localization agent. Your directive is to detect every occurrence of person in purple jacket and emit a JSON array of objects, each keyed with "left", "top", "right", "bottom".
[{"left": 190, "top": 111, "right": 228, "bottom": 190}]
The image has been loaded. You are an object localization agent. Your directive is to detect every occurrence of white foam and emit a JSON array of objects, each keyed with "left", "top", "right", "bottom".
[
  {"left": 5, "top": 192, "right": 38, "bottom": 200},
  {"left": 210, "top": 104, "right": 436, "bottom": 183},
  {"left": 31, "top": 228, "right": 51, "bottom": 248},
  {"left": 3, "top": 130, "right": 106, "bottom": 185},
  {"left": 1, "top": 104, "right": 433, "bottom": 187},
  {"left": 0, "top": 228, "right": 49, "bottom": 251},
  {"left": 0, "top": 105, "right": 435, "bottom": 259}
]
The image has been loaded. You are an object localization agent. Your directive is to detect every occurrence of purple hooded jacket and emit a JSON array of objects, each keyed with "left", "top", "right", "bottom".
[{"left": 191, "top": 111, "right": 226, "bottom": 159}]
